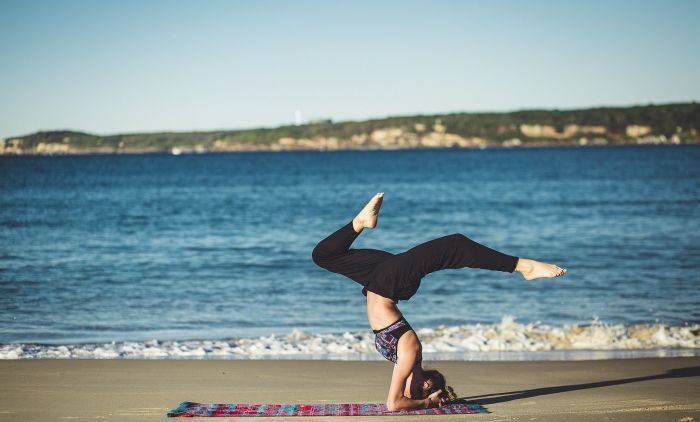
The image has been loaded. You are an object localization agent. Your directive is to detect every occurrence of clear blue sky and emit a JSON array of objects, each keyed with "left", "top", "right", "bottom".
[{"left": 1, "top": 0, "right": 698, "bottom": 138}]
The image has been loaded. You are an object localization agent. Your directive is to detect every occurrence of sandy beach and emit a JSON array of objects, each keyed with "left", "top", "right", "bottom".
[{"left": 0, "top": 357, "right": 697, "bottom": 421}]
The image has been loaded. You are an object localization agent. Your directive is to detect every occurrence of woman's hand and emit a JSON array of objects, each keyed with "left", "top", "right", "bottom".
[{"left": 424, "top": 389, "right": 445, "bottom": 408}]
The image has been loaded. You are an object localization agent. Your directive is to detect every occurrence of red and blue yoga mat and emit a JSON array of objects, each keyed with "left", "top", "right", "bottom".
[{"left": 167, "top": 401, "right": 488, "bottom": 417}]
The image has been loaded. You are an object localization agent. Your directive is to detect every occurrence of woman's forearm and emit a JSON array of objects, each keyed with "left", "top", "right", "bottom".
[{"left": 387, "top": 396, "right": 429, "bottom": 411}]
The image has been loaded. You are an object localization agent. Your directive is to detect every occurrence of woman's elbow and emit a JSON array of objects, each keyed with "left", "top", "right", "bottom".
[{"left": 386, "top": 400, "right": 398, "bottom": 412}]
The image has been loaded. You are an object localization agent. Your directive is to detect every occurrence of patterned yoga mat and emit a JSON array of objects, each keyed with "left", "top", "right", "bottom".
[{"left": 167, "top": 401, "right": 488, "bottom": 417}]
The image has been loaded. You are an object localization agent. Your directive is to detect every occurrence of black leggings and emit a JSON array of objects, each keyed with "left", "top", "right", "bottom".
[{"left": 312, "top": 220, "right": 519, "bottom": 301}]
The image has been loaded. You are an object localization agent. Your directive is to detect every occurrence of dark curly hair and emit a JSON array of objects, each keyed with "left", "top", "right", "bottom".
[{"left": 422, "top": 369, "right": 458, "bottom": 402}]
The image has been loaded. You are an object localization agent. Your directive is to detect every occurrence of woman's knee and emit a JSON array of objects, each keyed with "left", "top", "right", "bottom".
[
  {"left": 447, "top": 233, "right": 470, "bottom": 244},
  {"left": 311, "top": 244, "right": 329, "bottom": 267},
  {"left": 445, "top": 233, "right": 477, "bottom": 250}
]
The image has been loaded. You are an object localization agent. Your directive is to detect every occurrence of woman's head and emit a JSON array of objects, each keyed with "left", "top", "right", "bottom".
[
  {"left": 419, "top": 369, "right": 458, "bottom": 402},
  {"left": 421, "top": 369, "right": 445, "bottom": 397}
]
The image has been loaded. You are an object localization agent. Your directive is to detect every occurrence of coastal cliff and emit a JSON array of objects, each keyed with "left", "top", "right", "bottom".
[{"left": 2, "top": 102, "right": 698, "bottom": 155}]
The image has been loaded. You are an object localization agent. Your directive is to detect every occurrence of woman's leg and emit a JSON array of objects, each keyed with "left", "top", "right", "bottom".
[
  {"left": 312, "top": 220, "right": 394, "bottom": 285},
  {"left": 311, "top": 193, "right": 392, "bottom": 286},
  {"left": 395, "top": 233, "right": 519, "bottom": 279},
  {"left": 387, "top": 233, "right": 565, "bottom": 283}
]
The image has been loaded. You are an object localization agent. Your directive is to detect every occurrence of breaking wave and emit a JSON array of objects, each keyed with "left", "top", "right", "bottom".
[{"left": 2, "top": 316, "right": 698, "bottom": 360}]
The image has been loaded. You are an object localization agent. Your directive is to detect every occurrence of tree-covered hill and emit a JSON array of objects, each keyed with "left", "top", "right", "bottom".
[{"left": 3, "top": 102, "right": 698, "bottom": 155}]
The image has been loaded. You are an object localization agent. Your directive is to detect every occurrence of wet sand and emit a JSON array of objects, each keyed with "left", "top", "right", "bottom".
[{"left": 1, "top": 357, "right": 698, "bottom": 421}]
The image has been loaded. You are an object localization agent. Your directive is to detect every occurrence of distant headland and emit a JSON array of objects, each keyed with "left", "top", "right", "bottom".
[{"left": 2, "top": 102, "right": 698, "bottom": 155}]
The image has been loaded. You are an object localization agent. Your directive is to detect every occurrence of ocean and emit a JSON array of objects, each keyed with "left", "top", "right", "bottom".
[{"left": 1, "top": 145, "right": 699, "bottom": 359}]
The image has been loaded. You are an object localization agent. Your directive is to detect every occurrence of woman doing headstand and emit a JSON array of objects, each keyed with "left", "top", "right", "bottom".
[{"left": 311, "top": 193, "right": 567, "bottom": 411}]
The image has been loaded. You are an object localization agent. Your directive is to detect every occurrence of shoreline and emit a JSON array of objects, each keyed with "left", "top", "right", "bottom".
[
  {"left": 0, "top": 141, "right": 696, "bottom": 157},
  {"left": 3, "top": 102, "right": 698, "bottom": 155},
  {"left": 2, "top": 348, "right": 699, "bottom": 362},
  {"left": 1, "top": 357, "right": 698, "bottom": 421},
  {"left": 3, "top": 316, "right": 699, "bottom": 360},
  {"left": 3, "top": 318, "right": 698, "bottom": 360}
]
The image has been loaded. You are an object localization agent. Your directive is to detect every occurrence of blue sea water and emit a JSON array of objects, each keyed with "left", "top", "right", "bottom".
[{"left": 1, "top": 146, "right": 699, "bottom": 351}]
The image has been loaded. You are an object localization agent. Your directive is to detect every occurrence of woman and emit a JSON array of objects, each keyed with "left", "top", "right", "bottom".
[{"left": 312, "top": 193, "right": 567, "bottom": 411}]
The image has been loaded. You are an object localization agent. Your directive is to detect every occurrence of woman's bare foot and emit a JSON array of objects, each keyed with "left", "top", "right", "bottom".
[
  {"left": 352, "top": 192, "right": 384, "bottom": 233},
  {"left": 516, "top": 258, "right": 567, "bottom": 281}
]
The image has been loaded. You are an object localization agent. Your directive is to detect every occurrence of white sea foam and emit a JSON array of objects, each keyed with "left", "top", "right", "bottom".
[{"left": 2, "top": 316, "right": 698, "bottom": 360}]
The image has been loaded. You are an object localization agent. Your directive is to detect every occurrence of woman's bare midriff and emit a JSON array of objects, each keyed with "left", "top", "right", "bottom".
[{"left": 366, "top": 290, "right": 403, "bottom": 331}]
